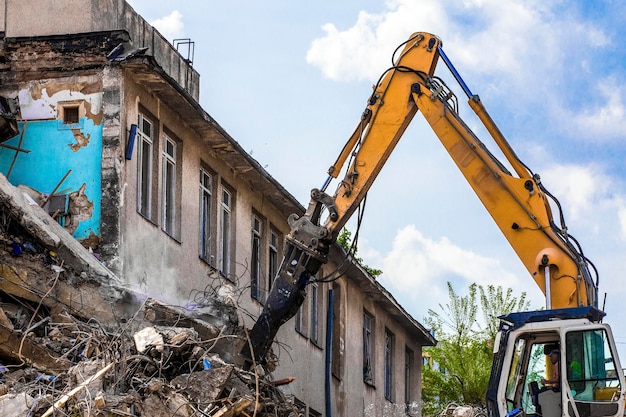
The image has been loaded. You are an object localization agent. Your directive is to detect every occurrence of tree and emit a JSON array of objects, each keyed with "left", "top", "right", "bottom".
[
  {"left": 427, "top": 282, "right": 478, "bottom": 343},
  {"left": 336, "top": 228, "right": 382, "bottom": 278},
  {"left": 422, "top": 281, "right": 532, "bottom": 416},
  {"left": 479, "top": 284, "right": 530, "bottom": 340}
]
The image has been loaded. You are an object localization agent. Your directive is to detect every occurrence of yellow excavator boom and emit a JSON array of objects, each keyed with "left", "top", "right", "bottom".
[{"left": 245, "top": 31, "right": 598, "bottom": 367}]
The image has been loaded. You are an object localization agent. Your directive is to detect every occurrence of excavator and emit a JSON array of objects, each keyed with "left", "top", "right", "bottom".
[{"left": 244, "top": 32, "right": 625, "bottom": 417}]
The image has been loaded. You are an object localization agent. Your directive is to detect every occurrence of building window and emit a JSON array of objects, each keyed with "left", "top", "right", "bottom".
[
  {"left": 199, "top": 166, "right": 214, "bottom": 264},
  {"left": 309, "top": 408, "right": 321, "bottom": 417},
  {"left": 268, "top": 228, "right": 279, "bottom": 286},
  {"left": 405, "top": 348, "right": 414, "bottom": 407},
  {"left": 162, "top": 134, "right": 180, "bottom": 239},
  {"left": 295, "top": 294, "right": 307, "bottom": 336},
  {"left": 137, "top": 112, "right": 156, "bottom": 220},
  {"left": 331, "top": 284, "right": 343, "bottom": 379},
  {"left": 363, "top": 311, "right": 374, "bottom": 384},
  {"left": 63, "top": 106, "right": 79, "bottom": 124},
  {"left": 384, "top": 329, "right": 394, "bottom": 401},
  {"left": 310, "top": 282, "right": 320, "bottom": 345},
  {"left": 295, "top": 303, "right": 303, "bottom": 334},
  {"left": 57, "top": 101, "right": 85, "bottom": 130},
  {"left": 251, "top": 214, "right": 263, "bottom": 301},
  {"left": 219, "top": 186, "right": 234, "bottom": 278}
]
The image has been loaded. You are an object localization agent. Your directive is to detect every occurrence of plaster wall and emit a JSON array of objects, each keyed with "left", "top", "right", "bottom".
[
  {"left": 0, "top": 75, "right": 104, "bottom": 242},
  {"left": 331, "top": 270, "right": 425, "bottom": 417},
  {"left": 118, "top": 75, "right": 291, "bottom": 311}
]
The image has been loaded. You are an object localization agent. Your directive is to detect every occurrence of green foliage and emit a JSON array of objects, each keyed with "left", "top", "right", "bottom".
[
  {"left": 479, "top": 284, "right": 530, "bottom": 340},
  {"left": 427, "top": 282, "right": 478, "bottom": 343},
  {"left": 336, "top": 228, "right": 382, "bottom": 278},
  {"left": 423, "top": 281, "right": 533, "bottom": 416},
  {"left": 423, "top": 338, "right": 492, "bottom": 416}
]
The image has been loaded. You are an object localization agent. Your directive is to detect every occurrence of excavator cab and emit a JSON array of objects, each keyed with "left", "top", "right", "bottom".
[{"left": 487, "top": 307, "right": 625, "bottom": 417}]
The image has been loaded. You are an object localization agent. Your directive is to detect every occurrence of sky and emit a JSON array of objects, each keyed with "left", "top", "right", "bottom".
[{"left": 125, "top": 0, "right": 626, "bottom": 360}]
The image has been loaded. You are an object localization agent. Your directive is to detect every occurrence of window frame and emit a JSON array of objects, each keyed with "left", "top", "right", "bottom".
[
  {"left": 405, "top": 347, "right": 414, "bottom": 407},
  {"left": 268, "top": 227, "right": 280, "bottom": 287},
  {"left": 250, "top": 213, "right": 264, "bottom": 301},
  {"left": 199, "top": 164, "right": 215, "bottom": 265},
  {"left": 57, "top": 100, "right": 85, "bottom": 130},
  {"left": 310, "top": 281, "right": 320, "bottom": 346},
  {"left": 331, "top": 283, "right": 344, "bottom": 379},
  {"left": 161, "top": 132, "right": 181, "bottom": 239},
  {"left": 295, "top": 292, "right": 308, "bottom": 336},
  {"left": 384, "top": 328, "right": 394, "bottom": 401},
  {"left": 219, "top": 184, "right": 235, "bottom": 279},
  {"left": 363, "top": 311, "right": 374, "bottom": 385},
  {"left": 137, "top": 110, "right": 158, "bottom": 221}
]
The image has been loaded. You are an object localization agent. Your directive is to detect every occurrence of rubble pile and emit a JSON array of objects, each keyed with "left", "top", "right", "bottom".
[
  {"left": 0, "top": 310, "right": 292, "bottom": 416},
  {"left": 0, "top": 186, "right": 297, "bottom": 416},
  {"left": 0, "top": 258, "right": 295, "bottom": 416}
]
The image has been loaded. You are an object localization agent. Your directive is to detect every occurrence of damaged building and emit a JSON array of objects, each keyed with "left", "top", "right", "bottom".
[{"left": 0, "top": 1, "right": 436, "bottom": 416}]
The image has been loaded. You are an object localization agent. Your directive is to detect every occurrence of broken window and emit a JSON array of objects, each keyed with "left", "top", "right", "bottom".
[
  {"left": 161, "top": 133, "right": 180, "bottom": 239},
  {"left": 199, "top": 165, "right": 214, "bottom": 264},
  {"left": 250, "top": 213, "right": 263, "bottom": 301}
]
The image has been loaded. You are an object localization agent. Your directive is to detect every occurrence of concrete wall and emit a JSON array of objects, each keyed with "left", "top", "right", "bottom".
[
  {"left": 118, "top": 73, "right": 290, "bottom": 305},
  {"left": 0, "top": 0, "right": 200, "bottom": 101}
]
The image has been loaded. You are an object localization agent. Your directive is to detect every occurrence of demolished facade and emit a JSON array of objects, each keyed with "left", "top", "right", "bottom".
[{"left": 0, "top": 1, "right": 436, "bottom": 416}]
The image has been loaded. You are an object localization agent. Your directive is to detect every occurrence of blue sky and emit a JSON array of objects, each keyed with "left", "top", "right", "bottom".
[{"left": 126, "top": 0, "right": 626, "bottom": 359}]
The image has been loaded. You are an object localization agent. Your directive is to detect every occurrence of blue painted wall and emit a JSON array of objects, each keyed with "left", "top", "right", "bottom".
[{"left": 0, "top": 119, "right": 102, "bottom": 240}]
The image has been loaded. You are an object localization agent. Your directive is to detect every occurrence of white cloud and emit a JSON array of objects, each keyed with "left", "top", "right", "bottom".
[
  {"left": 539, "top": 163, "right": 613, "bottom": 222},
  {"left": 537, "top": 162, "right": 626, "bottom": 247},
  {"left": 305, "top": 0, "right": 626, "bottom": 144},
  {"left": 566, "top": 78, "right": 626, "bottom": 141},
  {"left": 305, "top": 0, "right": 561, "bottom": 84},
  {"left": 151, "top": 10, "right": 184, "bottom": 42},
  {"left": 306, "top": 0, "right": 449, "bottom": 82},
  {"left": 368, "top": 225, "right": 530, "bottom": 319}
]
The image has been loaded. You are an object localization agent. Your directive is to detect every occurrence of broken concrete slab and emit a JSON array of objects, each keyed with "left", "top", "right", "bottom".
[
  {"left": 0, "top": 322, "right": 72, "bottom": 373},
  {"left": 0, "top": 392, "right": 34, "bottom": 416},
  {"left": 0, "top": 173, "right": 118, "bottom": 284},
  {"left": 171, "top": 366, "right": 235, "bottom": 406}
]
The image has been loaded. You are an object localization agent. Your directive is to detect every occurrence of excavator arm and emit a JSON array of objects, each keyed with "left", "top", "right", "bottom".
[
  {"left": 244, "top": 32, "right": 598, "bottom": 365},
  {"left": 412, "top": 49, "right": 598, "bottom": 310}
]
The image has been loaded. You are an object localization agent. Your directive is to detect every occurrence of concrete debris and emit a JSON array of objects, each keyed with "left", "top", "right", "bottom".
[
  {"left": 133, "top": 326, "right": 165, "bottom": 353},
  {"left": 0, "top": 175, "right": 296, "bottom": 416}
]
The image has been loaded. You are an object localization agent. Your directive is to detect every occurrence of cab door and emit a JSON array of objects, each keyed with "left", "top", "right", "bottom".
[{"left": 562, "top": 326, "right": 624, "bottom": 417}]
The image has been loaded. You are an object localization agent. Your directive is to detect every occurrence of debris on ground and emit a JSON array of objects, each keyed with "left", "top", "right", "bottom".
[
  {"left": 0, "top": 281, "right": 296, "bottom": 416},
  {"left": 0, "top": 176, "right": 297, "bottom": 416},
  {"left": 0, "top": 302, "right": 294, "bottom": 416}
]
